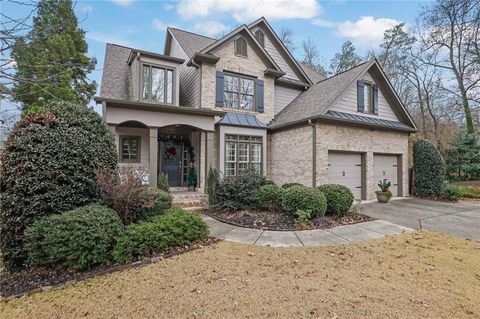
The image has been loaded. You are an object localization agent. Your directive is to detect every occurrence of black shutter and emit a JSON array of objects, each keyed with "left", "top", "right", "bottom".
[
  {"left": 256, "top": 79, "right": 264, "bottom": 113},
  {"left": 215, "top": 71, "right": 224, "bottom": 107},
  {"left": 357, "top": 80, "right": 365, "bottom": 112},
  {"left": 372, "top": 85, "right": 378, "bottom": 114}
]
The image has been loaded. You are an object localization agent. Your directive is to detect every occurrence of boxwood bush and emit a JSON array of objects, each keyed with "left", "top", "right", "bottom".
[
  {"left": 281, "top": 182, "right": 305, "bottom": 189},
  {"left": 412, "top": 139, "right": 445, "bottom": 197},
  {"left": 257, "top": 184, "right": 283, "bottom": 211},
  {"left": 441, "top": 184, "right": 462, "bottom": 202},
  {"left": 317, "top": 184, "right": 354, "bottom": 216},
  {"left": 281, "top": 185, "right": 327, "bottom": 217},
  {"left": 112, "top": 208, "right": 209, "bottom": 263},
  {"left": 215, "top": 168, "right": 265, "bottom": 210},
  {"left": 0, "top": 102, "right": 117, "bottom": 271},
  {"left": 24, "top": 204, "right": 123, "bottom": 270},
  {"left": 133, "top": 188, "right": 173, "bottom": 222}
]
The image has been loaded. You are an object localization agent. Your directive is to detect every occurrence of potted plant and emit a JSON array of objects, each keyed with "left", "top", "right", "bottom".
[
  {"left": 375, "top": 179, "right": 392, "bottom": 203},
  {"left": 187, "top": 167, "right": 197, "bottom": 191}
]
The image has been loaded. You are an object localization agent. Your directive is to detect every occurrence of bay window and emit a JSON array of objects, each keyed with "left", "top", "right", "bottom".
[
  {"left": 225, "top": 134, "right": 262, "bottom": 176},
  {"left": 142, "top": 64, "right": 174, "bottom": 104}
]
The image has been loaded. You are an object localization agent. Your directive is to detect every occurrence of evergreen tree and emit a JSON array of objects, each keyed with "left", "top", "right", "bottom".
[
  {"left": 11, "top": 0, "right": 96, "bottom": 112},
  {"left": 445, "top": 133, "right": 480, "bottom": 181},
  {"left": 330, "top": 41, "right": 363, "bottom": 74}
]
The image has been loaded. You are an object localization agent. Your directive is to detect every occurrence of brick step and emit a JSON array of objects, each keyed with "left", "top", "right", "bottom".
[
  {"left": 171, "top": 194, "right": 208, "bottom": 201},
  {"left": 173, "top": 200, "right": 208, "bottom": 208},
  {"left": 183, "top": 206, "right": 206, "bottom": 212}
]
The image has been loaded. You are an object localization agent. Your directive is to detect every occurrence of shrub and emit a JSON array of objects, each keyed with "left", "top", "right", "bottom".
[
  {"left": 112, "top": 208, "right": 208, "bottom": 263},
  {"left": 134, "top": 188, "right": 172, "bottom": 221},
  {"left": 257, "top": 184, "right": 283, "bottom": 211},
  {"left": 281, "top": 186, "right": 327, "bottom": 217},
  {"left": 215, "top": 167, "right": 264, "bottom": 210},
  {"left": 412, "top": 139, "right": 445, "bottom": 197},
  {"left": 317, "top": 184, "right": 354, "bottom": 216},
  {"left": 441, "top": 184, "right": 462, "bottom": 202},
  {"left": 158, "top": 172, "right": 169, "bottom": 192},
  {"left": 457, "top": 186, "right": 480, "bottom": 199},
  {"left": 294, "top": 209, "right": 312, "bottom": 226},
  {"left": 96, "top": 166, "right": 146, "bottom": 224},
  {"left": 281, "top": 182, "right": 305, "bottom": 189},
  {"left": 0, "top": 102, "right": 117, "bottom": 271},
  {"left": 445, "top": 133, "right": 480, "bottom": 181},
  {"left": 206, "top": 166, "right": 220, "bottom": 205},
  {"left": 24, "top": 204, "right": 123, "bottom": 270}
]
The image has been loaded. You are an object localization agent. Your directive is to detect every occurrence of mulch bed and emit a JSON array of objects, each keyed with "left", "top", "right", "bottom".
[
  {"left": 205, "top": 209, "right": 373, "bottom": 231},
  {"left": 0, "top": 237, "right": 218, "bottom": 299}
]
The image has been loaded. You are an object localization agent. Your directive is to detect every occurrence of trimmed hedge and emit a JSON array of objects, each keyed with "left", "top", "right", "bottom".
[
  {"left": 215, "top": 168, "right": 264, "bottom": 210},
  {"left": 441, "top": 184, "right": 462, "bottom": 202},
  {"left": 24, "top": 204, "right": 123, "bottom": 270},
  {"left": 281, "top": 186, "right": 327, "bottom": 217},
  {"left": 133, "top": 188, "right": 172, "bottom": 222},
  {"left": 413, "top": 139, "right": 445, "bottom": 197},
  {"left": 257, "top": 184, "right": 283, "bottom": 211},
  {"left": 281, "top": 182, "right": 305, "bottom": 189},
  {"left": 317, "top": 184, "right": 354, "bottom": 216},
  {"left": 112, "top": 208, "right": 208, "bottom": 263},
  {"left": 0, "top": 102, "right": 117, "bottom": 270}
]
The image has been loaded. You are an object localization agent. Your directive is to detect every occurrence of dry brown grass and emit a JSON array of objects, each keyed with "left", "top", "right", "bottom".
[{"left": 1, "top": 230, "right": 479, "bottom": 319}]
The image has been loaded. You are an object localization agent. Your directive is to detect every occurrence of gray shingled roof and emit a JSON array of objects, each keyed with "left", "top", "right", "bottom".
[
  {"left": 99, "top": 43, "right": 132, "bottom": 100},
  {"left": 299, "top": 63, "right": 325, "bottom": 83},
  {"left": 271, "top": 61, "right": 372, "bottom": 126},
  {"left": 168, "top": 28, "right": 216, "bottom": 58},
  {"left": 216, "top": 112, "right": 269, "bottom": 128},
  {"left": 326, "top": 111, "right": 412, "bottom": 129}
]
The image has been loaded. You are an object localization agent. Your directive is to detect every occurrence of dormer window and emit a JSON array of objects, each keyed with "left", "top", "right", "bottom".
[
  {"left": 234, "top": 37, "right": 247, "bottom": 57},
  {"left": 254, "top": 30, "right": 265, "bottom": 48},
  {"left": 142, "top": 64, "right": 174, "bottom": 104}
]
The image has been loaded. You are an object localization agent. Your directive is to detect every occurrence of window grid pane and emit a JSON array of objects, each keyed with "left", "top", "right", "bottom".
[
  {"left": 122, "top": 138, "right": 138, "bottom": 161},
  {"left": 151, "top": 67, "right": 165, "bottom": 103},
  {"left": 364, "top": 83, "right": 372, "bottom": 112},
  {"left": 166, "top": 69, "right": 173, "bottom": 104},
  {"left": 224, "top": 136, "right": 262, "bottom": 177},
  {"left": 142, "top": 66, "right": 149, "bottom": 100}
]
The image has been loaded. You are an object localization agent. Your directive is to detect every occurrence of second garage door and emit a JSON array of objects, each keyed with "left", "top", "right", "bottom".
[
  {"left": 327, "top": 152, "right": 363, "bottom": 199},
  {"left": 373, "top": 154, "right": 398, "bottom": 196}
]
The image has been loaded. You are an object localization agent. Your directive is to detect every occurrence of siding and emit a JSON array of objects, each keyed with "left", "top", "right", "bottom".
[
  {"left": 330, "top": 71, "right": 399, "bottom": 121},
  {"left": 169, "top": 35, "right": 199, "bottom": 107},
  {"left": 274, "top": 84, "right": 302, "bottom": 115},
  {"left": 251, "top": 26, "right": 300, "bottom": 82}
]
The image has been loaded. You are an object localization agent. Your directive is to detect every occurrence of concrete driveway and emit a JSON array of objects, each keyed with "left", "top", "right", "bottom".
[{"left": 362, "top": 197, "right": 480, "bottom": 241}]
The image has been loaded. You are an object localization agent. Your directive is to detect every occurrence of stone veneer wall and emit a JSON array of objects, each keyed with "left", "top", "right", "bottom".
[
  {"left": 200, "top": 39, "right": 275, "bottom": 124},
  {"left": 268, "top": 125, "right": 313, "bottom": 187},
  {"left": 268, "top": 123, "right": 410, "bottom": 200}
]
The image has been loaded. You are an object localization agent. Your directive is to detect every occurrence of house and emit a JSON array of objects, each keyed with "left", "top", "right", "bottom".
[{"left": 95, "top": 17, "right": 416, "bottom": 200}]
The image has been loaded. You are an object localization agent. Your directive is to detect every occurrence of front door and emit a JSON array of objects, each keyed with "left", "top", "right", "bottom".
[{"left": 160, "top": 141, "right": 183, "bottom": 187}]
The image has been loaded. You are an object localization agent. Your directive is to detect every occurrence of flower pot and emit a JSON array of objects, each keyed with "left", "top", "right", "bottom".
[{"left": 376, "top": 193, "right": 391, "bottom": 203}]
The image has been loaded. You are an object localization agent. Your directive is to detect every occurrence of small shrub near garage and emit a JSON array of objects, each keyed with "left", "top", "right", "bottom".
[
  {"left": 441, "top": 184, "right": 462, "bottom": 202},
  {"left": 281, "top": 186, "right": 327, "bottom": 217},
  {"left": 257, "top": 184, "right": 283, "bottom": 211},
  {"left": 25, "top": 204, "right": 123, "bottom": 270},
  {"left": 113, "top": 208, "right": 209, "bottom": 263},
  {"left": 412, "top": 139, "right": 445, "bottom": 197},
  {"left": 317, "top": 184, "right": 354, "bottom": 216},
  {"left": 133, "top": 188, "right": 172, "bottom": 222}
]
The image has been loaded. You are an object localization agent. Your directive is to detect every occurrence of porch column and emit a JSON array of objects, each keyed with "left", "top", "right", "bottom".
[
  {"left": 149, "top": 128, "right": 158, "bottom": 188},
  {"left": 204, "top": 132, "right": 214, "bottom": 193}
]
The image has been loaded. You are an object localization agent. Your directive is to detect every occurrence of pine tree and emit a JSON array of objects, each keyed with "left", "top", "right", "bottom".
[
  {"left": 11, "top": 0, "right": 96, "bottom": 112},
  {"left": 330, "top": 41, "right": 363, "bottom": 75}
]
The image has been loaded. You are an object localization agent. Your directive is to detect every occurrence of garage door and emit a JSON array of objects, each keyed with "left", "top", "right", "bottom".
[
  {"left": 327, "top": 152, "right": 363, "bottom": 199},
  {"left": 373, "top": 154, "right": 398, "bottom": 196}
]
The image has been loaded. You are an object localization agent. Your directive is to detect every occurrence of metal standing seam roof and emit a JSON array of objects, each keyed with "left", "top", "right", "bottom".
[
  {"left": 216, "top": 112, "right": 269, "bottom": 129},
  {"left": 326, "top": 111, "right": 413, "bottom": 129}
]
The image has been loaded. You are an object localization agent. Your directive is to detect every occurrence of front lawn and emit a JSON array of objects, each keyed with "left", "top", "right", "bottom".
[{"left": 2, "top": 230, "right": 479, "bottom": 319}]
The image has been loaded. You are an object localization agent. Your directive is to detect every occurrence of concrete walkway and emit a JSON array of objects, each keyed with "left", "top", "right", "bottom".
[
  {"left": 203, "top": 216, "right": 413, "bottom": 247},
  {"left": 362, "top": 197, "right": 480, "bottom": 241}
]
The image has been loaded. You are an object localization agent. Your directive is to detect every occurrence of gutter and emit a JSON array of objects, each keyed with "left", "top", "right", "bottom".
[{"left": 308, "top": 119, "right": 316, "bottom": 187}]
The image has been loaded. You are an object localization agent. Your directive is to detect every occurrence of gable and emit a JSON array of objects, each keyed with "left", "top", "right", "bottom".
[
  {"left": 250, "top": 26, "right": 300, "bottom": 82},
  {"left": 329, "top": 70, "right": 399, "bottom": 122}
]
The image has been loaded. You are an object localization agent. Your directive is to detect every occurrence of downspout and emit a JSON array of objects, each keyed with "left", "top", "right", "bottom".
[{"left": 308, "top": 119, "right": 316, "bottom": 187}]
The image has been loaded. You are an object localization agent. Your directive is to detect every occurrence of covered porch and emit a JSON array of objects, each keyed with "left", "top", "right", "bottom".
[{"left": 104, "top": 101, "right": 224, "bottom": 191}]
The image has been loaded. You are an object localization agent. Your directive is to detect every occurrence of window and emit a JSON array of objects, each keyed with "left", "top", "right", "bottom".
[
  {"left": 224, "top": 73, "right": 255, "bottom": 110},
  {"left": 120, "top": 136, "right": 140, "bottom": 163},
  {"left": 234, "top": 37, "right": 247, "bottom": 56},
  {"left": 254, "top": 30, "right": 265, "bottom": 47},
  {"left": 224, "top": 134, "right": 262, "bottom": 177},
  {"left": 141, "top": 64, "right": 174, "bottom": 104},
  {"left": 364, "top": 82, "right": 372, "bottom": 113}
]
